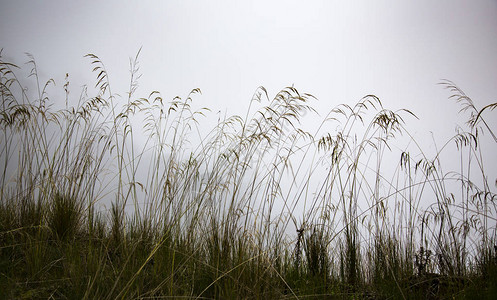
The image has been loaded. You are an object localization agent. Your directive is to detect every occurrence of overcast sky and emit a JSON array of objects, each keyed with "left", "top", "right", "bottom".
[{"left": 2, "top": 0, "right": 497, "bottom": 154}]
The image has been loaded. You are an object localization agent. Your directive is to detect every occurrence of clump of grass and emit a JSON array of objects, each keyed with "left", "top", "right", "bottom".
[
  {"left": 47, "top": 192, "right": 82, "bottom": 241},
  {"left": 1, "top": 49, "right": 496, "bottom": 299}
]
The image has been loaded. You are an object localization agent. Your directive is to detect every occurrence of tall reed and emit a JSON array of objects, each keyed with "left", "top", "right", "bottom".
[{"left": 1, "top": 50, "right": 495, "bottom": 298}]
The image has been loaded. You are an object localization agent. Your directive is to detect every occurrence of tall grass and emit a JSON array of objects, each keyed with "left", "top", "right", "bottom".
[{"left": 1, "top": 50, "right": 496, "bottom": 299}]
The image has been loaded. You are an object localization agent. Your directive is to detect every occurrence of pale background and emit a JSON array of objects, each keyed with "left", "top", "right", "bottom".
[{"left": 1, "top": 0, "right": 496, "bottom": 196}]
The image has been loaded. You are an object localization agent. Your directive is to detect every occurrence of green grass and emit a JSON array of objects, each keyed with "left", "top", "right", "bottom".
[{"left": 1, "top": 50, "right": 496, "bottom": 299}]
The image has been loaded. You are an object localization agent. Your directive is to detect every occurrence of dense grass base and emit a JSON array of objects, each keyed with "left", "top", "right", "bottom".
[
  {"left": 1, "top": 51, "right": 496, "bottom": 299},
  {"left": 1, "top": 219, "right": 496, "bottom": 299}
]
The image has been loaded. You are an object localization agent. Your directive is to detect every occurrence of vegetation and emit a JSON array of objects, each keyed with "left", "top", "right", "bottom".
[{"left": 1, "top": 50, "right": 496, "bottom": 299}]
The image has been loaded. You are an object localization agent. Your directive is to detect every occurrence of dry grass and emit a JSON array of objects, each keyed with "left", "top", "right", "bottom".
[{"left": 1, "top": 50, "right": 496, "bottom": 299}]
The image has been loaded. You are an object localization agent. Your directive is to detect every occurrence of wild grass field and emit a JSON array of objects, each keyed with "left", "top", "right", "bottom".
[{"left": 1, "top": 51, "right": 496, "bottom": 299}]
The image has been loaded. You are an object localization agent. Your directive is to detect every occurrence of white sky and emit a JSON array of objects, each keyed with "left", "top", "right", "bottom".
[{"left": 1, "top": 0, "right": 497, "bottom": 161}]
